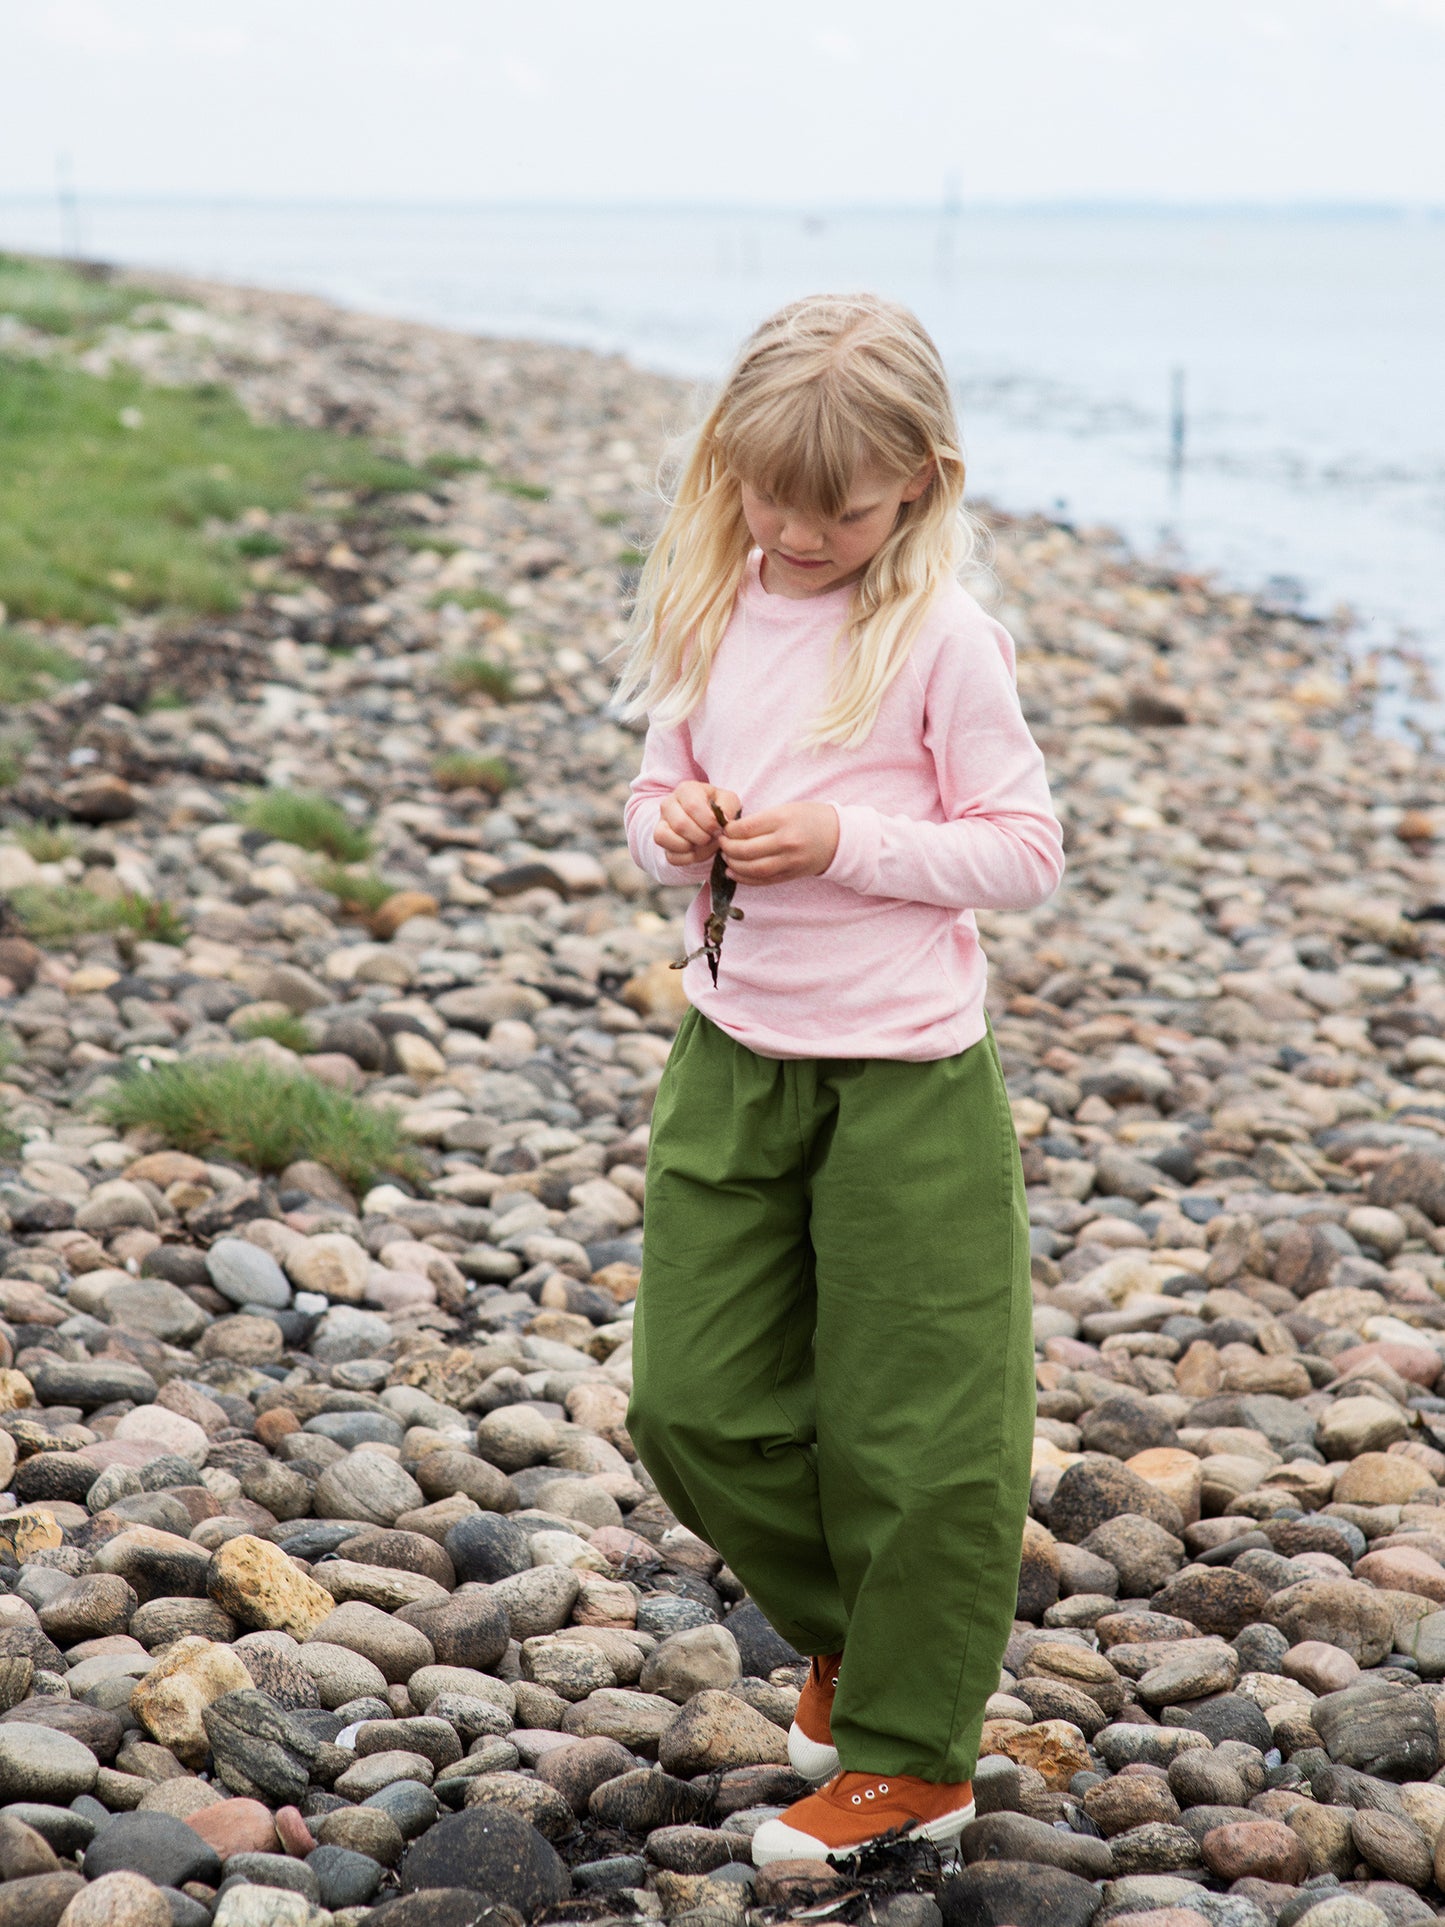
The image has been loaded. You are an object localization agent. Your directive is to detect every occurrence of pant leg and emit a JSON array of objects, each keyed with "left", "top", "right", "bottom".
[
  {"left": 628, "top": 1009, "right": 848, "bottom": 1655},
  {"left": 807, "top": 1022, "right": 1035, "bottom": 1782}
]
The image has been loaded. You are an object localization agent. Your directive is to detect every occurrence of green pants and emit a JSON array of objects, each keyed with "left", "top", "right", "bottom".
[{"left": 628, "top": 1008, "right": 1035, "bottom": 1783}]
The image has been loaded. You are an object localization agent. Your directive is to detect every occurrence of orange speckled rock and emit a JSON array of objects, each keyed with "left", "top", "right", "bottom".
[{"left": 186, "top": 1797, "right": 278, "bottom": 1858}]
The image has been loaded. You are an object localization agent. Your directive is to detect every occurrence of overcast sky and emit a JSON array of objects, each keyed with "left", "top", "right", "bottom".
[{"left": 4, "top": 0, "right": 1444, "bottom": 207}]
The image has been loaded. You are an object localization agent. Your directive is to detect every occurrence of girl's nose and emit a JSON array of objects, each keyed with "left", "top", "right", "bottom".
[{"left": 779, "top": 519, "right": 825, "bottom": 554}]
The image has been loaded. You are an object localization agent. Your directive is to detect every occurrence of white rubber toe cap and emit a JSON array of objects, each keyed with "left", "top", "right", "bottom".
[
  {"left": 787, "top": 1721, "right": 840, "bottom": 1784},
  {"left": 752, "top": 1816, "right": 836, "bottom": 1865}
]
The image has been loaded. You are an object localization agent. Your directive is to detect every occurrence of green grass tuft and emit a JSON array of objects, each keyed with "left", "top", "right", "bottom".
[
  {"left": 494, "top": 477, "right": 550, "bottom": 502},
  {"left": 11, "top": 886, "right": 186, "bottom": 946},
  {"left": 424, "top": 452, "right": 486, "bottom": 477},
  {"left": 233, "top": 1010, "right": 315, "bottom": 1053},
  {"left": 0, "top": 254, "right": 152, "bottom": 336},
  {"left": 593, "top": 508, "right": 627, "bottom": 528},
  {"left": 442, "top": 656, "right": 515, "bottom": 702},
  {"left": 314, "top": 864, "right": 395, "bottom": 916},
  {"left": 97, "top": 1056, "right": 417, "bottom": 1190},
  {"left": 142, "top": 687, "right": 187, "bottom": 714},
  {"left": 616, "top": 547, "right": 648, "bottom": 568},
  {"left": 0, "top": 356, "right": 436, "bottom": 623},
  {"left": 237, "top": 789, "right": 371, "bottom": 862},
  {"left": 235, "top": 529, "right": 285, "bottom": 557},
  {"left": 0, "top": 628, "right": 82, "bottom": 704},
  {"left": 392, "top": 530, "right": 462, "bottom": 555},
  {"left": 14, "top": 823, "right": 77, "bottom": 862},
  {"left": 433, "top": 752, "right": 514, "bottom": 796},
  {"left": 0, "top": 730, "right": 31, "bottom": 788},
  {"left": 427, "top": 586, "right": 513, "bottom": 617}
]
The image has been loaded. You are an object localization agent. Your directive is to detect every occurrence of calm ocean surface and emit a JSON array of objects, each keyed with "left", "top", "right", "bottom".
[{"left": 3, "top": 197, "right": 1443, "bottom": 689}]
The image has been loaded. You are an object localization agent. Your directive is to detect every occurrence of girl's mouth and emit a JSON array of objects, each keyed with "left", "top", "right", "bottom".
[{"left": 777, "top": 551, "right": 830, "bottom": 569}]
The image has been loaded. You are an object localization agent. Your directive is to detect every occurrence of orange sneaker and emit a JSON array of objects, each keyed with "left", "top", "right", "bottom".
[
  {"left": 788, "top": 1651, "right": 844, "bottom": 1782},
  {"left": 751, "top": 1769, "right": 976, "bottom": 1865}
]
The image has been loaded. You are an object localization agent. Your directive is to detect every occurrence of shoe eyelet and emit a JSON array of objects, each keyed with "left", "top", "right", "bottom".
[
  {"left": 851, "top": 1795, "right": 861, "bottom": 1805},
  {"left": 879, "top": 1783, "right": 889, "bottom": 1793},
  {"left": 865, "top": 1790, "right": 874, "bottom": 1799}
]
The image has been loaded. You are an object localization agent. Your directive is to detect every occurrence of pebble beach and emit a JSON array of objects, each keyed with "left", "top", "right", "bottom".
[{"left": 4, "top": 270, "right": 1445, "bottom": 1927}]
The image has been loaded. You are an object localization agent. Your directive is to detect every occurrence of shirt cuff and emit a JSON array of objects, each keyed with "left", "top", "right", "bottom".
[{"left": 822, "top": 803, "right": 883, "bottom": 895}]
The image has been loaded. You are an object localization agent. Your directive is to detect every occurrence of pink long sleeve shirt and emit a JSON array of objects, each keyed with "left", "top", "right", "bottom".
[{"left": 624, "top": 554, "right": 1064, "bottom": 1061}]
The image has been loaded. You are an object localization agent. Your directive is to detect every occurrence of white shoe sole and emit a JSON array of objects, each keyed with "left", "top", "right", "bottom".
[
  {"left": 787, "top": 1721, "right": 840, "bottom": 1784},
  {"left": 751, "top": 1798, "right": 976, "bottom": 1866}
]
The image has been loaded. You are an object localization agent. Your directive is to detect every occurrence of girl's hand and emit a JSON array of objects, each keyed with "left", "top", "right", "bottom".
[
  {"left": 719, "top": 802, "right": 840, "bottom": 884},
  {"left": 654, "top": 781, "right": 743, "bottom": 862}
]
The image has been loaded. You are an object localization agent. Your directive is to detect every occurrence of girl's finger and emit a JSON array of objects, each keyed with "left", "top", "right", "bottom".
[
  {"left": 721, "top": 830, "right": 784, "bottom": 861},
  {"left": 723, "top": 848, "right": 789, "bottom": 875},
  {"left": 664, "top": 801, "right": 716, "bottom": 845},
  {"left": 722, "top": 811, "right": 779, "bottom": 842},
  {"left": 682, "top": 797, "right": 722, "bottom": 834}
]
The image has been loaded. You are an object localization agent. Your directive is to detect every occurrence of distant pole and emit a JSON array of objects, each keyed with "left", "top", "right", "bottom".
[
  {"left": 1168, "top": 365, "right": 1186, "bottom": 483},
  {"left": 57, "top": 152, "right": 82, "bottom": 261}
]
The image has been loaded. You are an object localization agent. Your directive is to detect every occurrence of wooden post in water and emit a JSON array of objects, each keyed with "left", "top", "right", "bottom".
[{"left": 1169, "top": 366, "right": 1187, "bottom": 482}]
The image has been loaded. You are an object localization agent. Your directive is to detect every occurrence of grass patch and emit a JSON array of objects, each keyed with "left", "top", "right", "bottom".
[
  {"left": 594, "top": 508, "right": 627, "bottom": 528},
  {"left": 423, "top": 452, "right": 486, "bottom": 478},
  {"left": 0, "top": 731, "right": 31, "bottom": 788},
  {"left": 0, "top": 628, "right": 82, "bottom": 704},
  {"left": 11, "top": 885, "right": 186, "bottom": 946},
  {"left": 97, "top": 1056, "right": 418, "bottom": 1190},
  {"left": 235, "top": 529, "right": 285, "bottom": 558},
  {"left": 237, "top": 789, "right": 371, "bottom": 862},
  {"left": 392, "top": 530, "right": 462, "bottom": 555},
  {"left": 14, "top": 823, "right": 77, "bottom": 862},
  {"left": 427, "top": 586, "right": 513, "bottom": 617},
  {"left": 233, "top": 1010, "right": 315, "bottom": 1053},
  {"left": 0, "top": 356, "right": 436, "bottom": 623},
  {"left": 433, "top": 752, "right": 514, "bottom": 797},
  {"left": 442, "top": 656, "right": 515, "bottom": 702},
  {"left": 494, "top": 477, "right": 550, "bottom": 502},
  {"left": 0, "top": 254, "right": 152, "bottom": 336},
  {"left": 616, "top": 547, "right": 648, "bottom": 568},
  {"left": 143, "top": 687, "right": 187, "bottom": 714},
  {"left": 314, "top": 864, "right": 394, "bottom": 917}
]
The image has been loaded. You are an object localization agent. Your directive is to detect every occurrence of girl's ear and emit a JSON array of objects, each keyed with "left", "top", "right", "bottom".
[{"left": 899, "top": 459, "right": 936, "bottom": 504}]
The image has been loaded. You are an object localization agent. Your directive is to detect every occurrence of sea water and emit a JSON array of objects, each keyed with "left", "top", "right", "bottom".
[{"left": 2, "top": 197, "right": 1442, "bottom": 691}]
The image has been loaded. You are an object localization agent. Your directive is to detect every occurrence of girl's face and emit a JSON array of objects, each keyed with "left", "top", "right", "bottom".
[{"left": 739, "top": 460, "right": 934, "bottom": 600}]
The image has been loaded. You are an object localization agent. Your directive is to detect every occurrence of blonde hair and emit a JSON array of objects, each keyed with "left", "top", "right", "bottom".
[{"left": 615, "top": 292, "right": 991, "bottom": 749}]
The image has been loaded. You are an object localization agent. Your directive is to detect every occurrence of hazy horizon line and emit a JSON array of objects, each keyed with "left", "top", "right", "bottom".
[{"left": 2, "top": 192, "right": 1443, "bottom": 220}]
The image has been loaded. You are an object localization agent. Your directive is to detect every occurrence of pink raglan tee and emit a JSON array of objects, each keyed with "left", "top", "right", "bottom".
[{"left": 624, "top": 553, "right": 1064, "bottom": 1061}]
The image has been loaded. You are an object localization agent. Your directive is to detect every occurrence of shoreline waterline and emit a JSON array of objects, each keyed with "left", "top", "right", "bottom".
[{"left": 0, "top": 196, "right": 1441, "bottom": 714}]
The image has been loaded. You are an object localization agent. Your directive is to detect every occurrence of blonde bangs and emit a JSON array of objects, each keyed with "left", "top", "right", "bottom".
[
  {"left": 614, "top": 292, "right": 993, "bottom": 747},
  {"left": 716, "top": 383, "right": 867, "bottom": 524}
]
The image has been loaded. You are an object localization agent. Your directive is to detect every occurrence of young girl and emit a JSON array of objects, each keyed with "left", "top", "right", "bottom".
[{"left": 618, "top": 293, "right": 1063, "bottom": 1865}]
